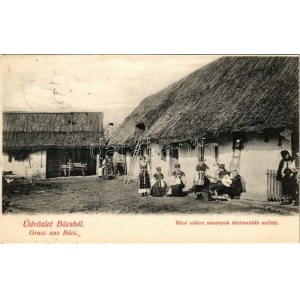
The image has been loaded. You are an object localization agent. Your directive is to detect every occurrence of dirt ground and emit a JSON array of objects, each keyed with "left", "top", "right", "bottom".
[{"left": 2, "top": 176, "right": 299, "bottom": 215}]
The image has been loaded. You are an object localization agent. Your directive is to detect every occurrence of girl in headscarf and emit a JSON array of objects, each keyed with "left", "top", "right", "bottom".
[
  {"left": 276, "top": 150, "right": 297, "bottom": 204},
  {"left": 138, "top": 156, "right": 151, "bottom": 196}
]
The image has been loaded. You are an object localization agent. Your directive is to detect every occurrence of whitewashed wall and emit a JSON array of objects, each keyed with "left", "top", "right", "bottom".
[
  {"left": 147, "top": 144, "right": 169, "bottom": 177},
  {"left": 238, "top": 136, "right": 291, "bottom": 196},
  {"left": 2, "top": 150, "right": 47, "bottom": 179},
  {"left": 124, "top": 135, "right": 292, "bottom": 197}
]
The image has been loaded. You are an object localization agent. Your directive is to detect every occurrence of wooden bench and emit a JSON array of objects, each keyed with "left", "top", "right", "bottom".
[{"left": 61, "top": 162, "right": 87, "bottom": 176}]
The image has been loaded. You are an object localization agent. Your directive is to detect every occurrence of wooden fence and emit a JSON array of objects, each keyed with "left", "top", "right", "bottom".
[{"left": 266, "top": 170, "right": 282, "bottom": 201}]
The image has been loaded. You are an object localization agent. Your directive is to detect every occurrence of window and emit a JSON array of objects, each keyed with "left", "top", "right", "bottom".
[
  {"left": 161, "top": 145, "right": 178, "bottom": 160},
  {"left": 196, "top": 142, "right": 219, "bottom": 161}
]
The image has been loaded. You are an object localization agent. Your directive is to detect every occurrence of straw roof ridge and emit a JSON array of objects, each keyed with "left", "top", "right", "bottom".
[
  {"left": 110, "top": 56, "right": 299, "bottom": 144},
  {"left": 3, "top": 112, "right": 104, "bottom": 148}
]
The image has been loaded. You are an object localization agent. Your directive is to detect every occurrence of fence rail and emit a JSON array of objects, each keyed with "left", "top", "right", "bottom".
[{"left": 266, "top": 170, "right": 282, "bottom": 201}]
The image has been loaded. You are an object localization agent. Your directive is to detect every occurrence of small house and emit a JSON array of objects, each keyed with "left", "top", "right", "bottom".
[
  {"left": 2, "top": 112, "right": 104, "bottom": 179},
  {"left": 109, "top": 56, "right": 299, "bottom": 197}
]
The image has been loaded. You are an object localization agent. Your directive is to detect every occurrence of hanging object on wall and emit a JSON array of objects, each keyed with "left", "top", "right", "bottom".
[
  {"left": 280, "top": 129, "right": 292, "bottom": 140},
  {"left": 278, "top": 136, "right": 282, "bottom": 147},
  {"left": 232, "top": 132, "right": 247, "bottom": 150},
  {"left": 233, "top": 139, "right": 245, "bottom": 150}
]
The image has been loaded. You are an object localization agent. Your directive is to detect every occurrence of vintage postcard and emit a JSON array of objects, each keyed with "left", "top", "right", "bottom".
[{"left": 0, "top": 54, "right": 299, "bottom": 243}]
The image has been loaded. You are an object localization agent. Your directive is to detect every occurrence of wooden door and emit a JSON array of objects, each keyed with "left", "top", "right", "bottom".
[{"left": 46, "top": 148, "right": 63, "bottom": 178}]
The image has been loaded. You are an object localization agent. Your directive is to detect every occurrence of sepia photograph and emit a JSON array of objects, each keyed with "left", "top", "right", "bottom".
[
  {"left": 1, "top": 54, "right": 299, "bottom": 243},
  {"left": 1, "top": 3, "right": 299, "bottom": 300},
  {"left": 2, "top": 55, "right": 299, "bottom": 216}
]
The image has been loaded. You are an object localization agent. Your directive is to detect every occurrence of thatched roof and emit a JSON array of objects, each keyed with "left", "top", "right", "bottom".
[
  {"left": 110, "top": 56, "right": 299, "bottom": 144},
  {"left": 3, "top": 112, "right": 104, "bottom": 149}
]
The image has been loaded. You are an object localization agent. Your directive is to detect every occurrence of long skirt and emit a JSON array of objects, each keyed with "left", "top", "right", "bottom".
[
  {"left": 139, "top": 170, "right": 151, "bottom": 194},
  {"left": 170, "top": 184, "right": 184, "bottom": 197},
  {"left": 210, "top": 181, "right": 231, "bottom": 196},
  {"left": 103, "top": 165, "right": 114, "bottom": 176},
  {"left": 194, "top": 177, "right": 210, "bottom": 194},
  {"left": 282, "top": 175, "right": 297, "bottom": 200},
  {"left": 116, "top": 163, "right": 125, "bottom": 175},
  {"left": 231, "top": 177, "right": 243, "bottom": 198},
  {"left": 152, "top": 180, "right": 166, "bottom": 197}
]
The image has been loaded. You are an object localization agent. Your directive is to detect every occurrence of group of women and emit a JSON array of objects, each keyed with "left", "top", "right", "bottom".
[
  {"left": 98, "top": 155, "right": 126, "bottom": 179},
  {"left": 138, "top": 156, "right": 186, "bottom": 197},
  {"left": 100, "top": 150, "right": 299, "bottom": 205},
  {"left": 138, "top": 156, "right": 243, "bottom": 199},
  {"left": 193, "top": 157, "right": 243, "bottom": 200}
]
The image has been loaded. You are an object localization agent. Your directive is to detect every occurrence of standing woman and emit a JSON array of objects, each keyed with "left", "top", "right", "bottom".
[
  {"left": 102, "top": 156, "right": 115, "bottom": 180},
  {"left": 230, "top": 170, "right": 243, "bottom": 199},
  {"left": 276, "top": 150, "right": 297, "bottom": 204},
  {"left": 138, "top": 156, "right": 151, "bottom": 196},
  {"left": 98, "top": 157, "right": 106, "bottom": 179}
]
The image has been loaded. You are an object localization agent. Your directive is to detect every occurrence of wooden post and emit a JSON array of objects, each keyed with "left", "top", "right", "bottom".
[
  {"left": 275, "top": 177, "right": 279, "bottom": 201},
  {"left": 266, "top": 169, "right": 270, "bottom": 200},
  {"left": 200, "top": 138, "right": 205, "bottom": 159},
  {"left": 270, "top": 170, "right": 273, "bottom": 200},
  {"left": 272, "top": 170, "right": 276, "bottom": 200},
  {"left": 279, "top": 180, "right": 282, "bottom": 200},
  {"left": 165, "top": 143, "right": 172, "bottom": 177}
]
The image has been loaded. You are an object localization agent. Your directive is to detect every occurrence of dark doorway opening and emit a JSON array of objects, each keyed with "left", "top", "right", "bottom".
[
  {"left": 136, "top": 122, "right": 145, "bottom": 131},
  {"left": 46, "top": 148, "right": 96, "bottom": 178}
]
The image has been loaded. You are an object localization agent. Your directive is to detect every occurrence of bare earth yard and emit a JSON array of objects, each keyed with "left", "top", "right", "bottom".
[{"left": 2, "top": 176, "right": 299, "bottom": 215}]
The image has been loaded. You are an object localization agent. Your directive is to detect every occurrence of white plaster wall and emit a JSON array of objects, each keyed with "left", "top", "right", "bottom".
[
  {"left": 239, "top": 136, "right": 291, "bottom": 196},
  {"left": 148, "top": 144, "right": 169, "bottom": 177},
  {"left": 217, "top": 143, "right": 233, "bottom": 170},
  {"left": 173, "top": 137, "right": 290, "bottom": 196},
  {"left": 2, "top": 150, "right": 47, "bottom": 179}
]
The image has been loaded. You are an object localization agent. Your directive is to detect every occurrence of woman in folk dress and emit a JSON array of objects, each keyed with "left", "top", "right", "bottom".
[
  {"left": 194, "top": 157, "right": 210, "bottom": 198},
  {"left": 276, "top": 150, "right": 297, "bottom": 204},
  {"left": 151, "top": 167, "right": 167, "bottom": 197},
  {"left": 169, "top": 164, "right": 186, "bottom": 197},
  {"left": 138, "top": 156, "right": 151, "bottom": 196}
]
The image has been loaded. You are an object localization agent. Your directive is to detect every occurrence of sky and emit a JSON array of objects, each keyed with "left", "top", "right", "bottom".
[{"left": 1, "top": 55, "right": 220, "bottom": 126}]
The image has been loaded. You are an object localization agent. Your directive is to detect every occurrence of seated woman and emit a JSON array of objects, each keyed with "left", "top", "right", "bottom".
[
  {"left": 207, "top": 163, "right": 232, "bottom": 199},
  {"left": 194, "top": 158, "right": 210, "bottom": 198},
  {"left": 217, "top": 164, "right": 232, "bottom": 196},
  {"left": 168, "top": 164, "right": 186, "bottom": 197},
  {"left": 151, "top": 167, "right": 167, "bottom": 197}
]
